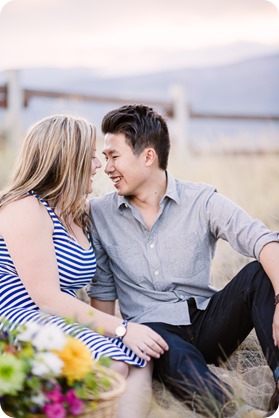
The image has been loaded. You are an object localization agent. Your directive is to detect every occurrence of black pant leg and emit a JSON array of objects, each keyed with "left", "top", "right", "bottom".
[
  {"left": 145, "top": 322, "right": 234, "bottom": 416},
  {"left": 193, "top": 261, "right": 279, "bottom": 374}
]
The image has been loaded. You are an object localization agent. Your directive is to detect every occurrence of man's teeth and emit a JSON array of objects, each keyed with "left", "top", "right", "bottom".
[{"left": 112, "top": 177, "right": 122, "bottom": 183}]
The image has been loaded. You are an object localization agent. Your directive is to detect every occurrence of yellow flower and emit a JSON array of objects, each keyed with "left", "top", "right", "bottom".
[{"left": 54, "top": 336, "right": 92, "bottom": 385}]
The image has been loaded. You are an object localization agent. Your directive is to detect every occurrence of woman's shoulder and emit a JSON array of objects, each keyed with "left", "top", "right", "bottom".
[
  {"left": 0, "top": 195, "right": 49, "bottom": 235},
  {"left": 0, "top": 194, "right": 41, "bottom": 214}
]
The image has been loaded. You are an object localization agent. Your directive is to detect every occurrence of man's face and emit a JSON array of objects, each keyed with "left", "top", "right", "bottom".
[{"left": 103, "top": 132, "right": 148, "bottom": 197}]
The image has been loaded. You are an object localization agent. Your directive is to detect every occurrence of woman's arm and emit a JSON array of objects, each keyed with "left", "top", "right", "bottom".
[{"left": 0, "top": 196, "right": 168, "bottom": 360}]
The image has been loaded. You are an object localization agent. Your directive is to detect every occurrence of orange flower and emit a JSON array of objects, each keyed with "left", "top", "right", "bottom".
[{"left": 54, "top": 336, "right": 92, "bottom": 385}]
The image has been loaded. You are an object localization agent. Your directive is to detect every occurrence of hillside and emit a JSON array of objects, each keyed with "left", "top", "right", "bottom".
[
  {"left": 0, "top": 53, "right": 278, "bottom": 152},
  {"left": 13, "top": 53, "right": 279, "bottom": 115}
]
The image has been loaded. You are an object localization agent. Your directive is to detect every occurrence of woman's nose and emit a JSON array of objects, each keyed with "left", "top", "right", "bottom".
[{"left": 96, "top": 157, "right": 102, "bottom": 168}]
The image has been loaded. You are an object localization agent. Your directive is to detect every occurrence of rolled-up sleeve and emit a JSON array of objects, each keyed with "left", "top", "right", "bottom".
[
  {"left": 207, "top": 191, "right": 279, "bottom": 260},
  {"left": 86, "top": 224, "right": 117, "bottom": 301}
]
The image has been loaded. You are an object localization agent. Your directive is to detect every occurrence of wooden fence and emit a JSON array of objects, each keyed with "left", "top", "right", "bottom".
[
  {"left": 0, "top": 70, "right": 279, "bottom": 152},
  {"left": 1, "top": 84, "right": 279, "bottom": 121}
]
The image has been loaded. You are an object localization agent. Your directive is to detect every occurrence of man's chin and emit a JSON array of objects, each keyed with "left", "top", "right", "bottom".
[
  {"left": 116, "top": 189, "right": 124, "bottom": 196},
  {"left": 115, "top": 186, "right": 129, "bottom": 197}
]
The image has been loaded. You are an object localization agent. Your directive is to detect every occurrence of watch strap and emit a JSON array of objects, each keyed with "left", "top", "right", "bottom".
[{"left": 121, "top": 319, "right": 128, "bottom": 329}]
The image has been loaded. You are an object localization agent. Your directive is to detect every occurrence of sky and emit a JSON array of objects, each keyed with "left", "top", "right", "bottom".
[{"left": 0, "top": 0, "right": 278, "bottom": 76}]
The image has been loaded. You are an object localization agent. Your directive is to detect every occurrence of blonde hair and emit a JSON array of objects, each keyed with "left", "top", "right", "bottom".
[{"left": 0, "top": 114, "right": 96, "bottom": 232}]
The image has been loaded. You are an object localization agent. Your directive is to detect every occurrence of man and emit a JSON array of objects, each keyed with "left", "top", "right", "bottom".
[{"left": 87, "top": 104, "right": 279, "bottom": 417}]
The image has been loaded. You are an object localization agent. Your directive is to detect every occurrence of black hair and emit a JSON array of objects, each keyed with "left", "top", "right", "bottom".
[{"left": 101, "top": 104, "right": 170, "bottom": 170}]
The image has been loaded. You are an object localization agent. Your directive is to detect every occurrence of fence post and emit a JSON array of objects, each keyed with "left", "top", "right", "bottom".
[
  {"left": 169, "top": 84, "right": 188, "bottom": 158},
  {"left": 3, "top": 69, "right": 23, "bottom": 149}
]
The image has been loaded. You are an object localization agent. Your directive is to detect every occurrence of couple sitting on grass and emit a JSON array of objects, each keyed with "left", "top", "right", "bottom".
[{"left": 0, "top": 104, "right": 278, "bottom": 418}]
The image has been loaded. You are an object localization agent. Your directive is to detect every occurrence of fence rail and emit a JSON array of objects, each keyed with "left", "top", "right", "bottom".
[
  {"left": 23, "top": 88, "right": 172, "bottom": 111},
  {"left": 187, "top": 110, "right": 279, "bottom": 121},
  {"left": 1, "top": 84, "right": 279, "bottom": 122},
  {"left": 0, "top": 85, "right": 7, "bottom": 108},
  {"left": 1, "top": 71, "right": 279, "bottom": 155}
]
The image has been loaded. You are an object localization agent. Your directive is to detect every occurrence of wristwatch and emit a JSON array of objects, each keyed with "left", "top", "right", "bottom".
[{"left": 115, "top": 319, "right": 128, "bottom": 340}]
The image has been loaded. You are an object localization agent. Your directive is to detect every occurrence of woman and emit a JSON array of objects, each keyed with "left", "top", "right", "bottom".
[{"left": 0, "top": 115, "right": 168, "bottom": 418}]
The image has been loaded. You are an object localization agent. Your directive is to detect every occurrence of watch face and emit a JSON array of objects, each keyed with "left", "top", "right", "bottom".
[{"left": 115, "top": 325, "right": 127, "bottom": 337}]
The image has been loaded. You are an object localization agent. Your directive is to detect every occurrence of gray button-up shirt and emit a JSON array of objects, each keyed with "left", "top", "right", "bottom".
[{"left": 87, "top": 173, "right": 278, "bottom": 325}]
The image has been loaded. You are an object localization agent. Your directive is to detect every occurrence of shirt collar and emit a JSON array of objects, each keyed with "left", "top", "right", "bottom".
[
  {"left": 117, "top": 195, "right": 130, "bottom": 210},
  {"left": 117, "top": 171, "right": 181, "bottom": 210},
  {"left": 164, "top": 172, "right": 180, "bottom": 204}
]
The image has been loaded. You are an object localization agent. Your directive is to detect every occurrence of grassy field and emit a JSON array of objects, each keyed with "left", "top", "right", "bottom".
[
  {"left": 92, "top": 144, "right": 278, "bottom": 416},
  {"left": 1, "top": 138, "right": 278, "bottom": 416},
  {"left": 154, "top": 147, "right": 278, "bottom": 416},
  {"left": 89, "top": 142, "right": 278, "bottom": 416},
  {"left": 168, "top": 148, "right": 279, "bottom": 290},
  {"left": 92, "top": 140, "right": 279, "bottom": 288}
]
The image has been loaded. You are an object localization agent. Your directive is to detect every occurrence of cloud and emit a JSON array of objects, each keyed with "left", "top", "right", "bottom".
[{"left": 0, "top": 0, "right": 278, "bottom": 74}]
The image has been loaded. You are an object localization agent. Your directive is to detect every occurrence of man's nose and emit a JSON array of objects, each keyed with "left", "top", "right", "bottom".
[{"left": 105, "top": 159, "right": 114, "bottom": 174}]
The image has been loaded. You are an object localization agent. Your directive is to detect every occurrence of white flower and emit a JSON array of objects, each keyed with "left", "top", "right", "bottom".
[
  {"left": 32, "top": 352, "right": 63, "bottom": 376},
  {"left": 32, "top": 324, "right": 67, "bottom": 351},
  {"left": 17, "top": 322, "right": 41, "bottom": 342},
  {"left": 31, "top": 392, "right": 47, "bottom": 406}
]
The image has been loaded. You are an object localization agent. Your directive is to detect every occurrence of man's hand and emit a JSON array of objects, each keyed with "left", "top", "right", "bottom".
[{"left": 122, "top": 322, "right": 169, "bottom": 361}]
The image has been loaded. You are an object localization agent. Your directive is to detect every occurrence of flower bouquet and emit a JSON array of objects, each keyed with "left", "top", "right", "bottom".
[{"left": 0, "top": 321, "right": 126, "bottom": 418}]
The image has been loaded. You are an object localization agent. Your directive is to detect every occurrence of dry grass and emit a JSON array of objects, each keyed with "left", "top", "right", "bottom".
[
  {"left": 145, "top": 148, "right": 277, "bottom": 416},
  {"left": 148, "top": 333, "right": 273, "bottom": 417},
  {"left": 1, "top": 138, "right": 278, "bottom": 416},
  {"left": 92, "top": 145, "right": 278, "bottom": 417}
]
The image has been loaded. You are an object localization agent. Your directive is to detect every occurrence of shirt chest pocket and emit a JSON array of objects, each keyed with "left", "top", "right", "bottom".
[
  {"left": 163, "top": 232, "right": 206, "bottom": 279},
  {"left": 106, "top": 243, "right": 143, "bottom": 281}
]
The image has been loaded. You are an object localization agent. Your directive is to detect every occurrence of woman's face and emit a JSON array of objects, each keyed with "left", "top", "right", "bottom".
[{"left": 86, "top": 143, "right": 102, "bottom": 194}]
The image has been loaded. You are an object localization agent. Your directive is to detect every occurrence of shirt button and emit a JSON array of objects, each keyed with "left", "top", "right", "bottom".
[
  {"left": 154, "top": 271, "right": 159, "bottom": 276},
  {"left": 150, "top": 243, "right": 154, "bottom": 248}
]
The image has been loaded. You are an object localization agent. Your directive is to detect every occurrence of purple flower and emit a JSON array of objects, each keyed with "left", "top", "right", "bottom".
[
  {"left": 65, "top": 389, "right": 84, "bottom": 416},
  {"left": 45, "top": 385, "right": 63, "bottom": 403},
  {"left": 43, "top": 403, "right": 66, "bottom": 418}
]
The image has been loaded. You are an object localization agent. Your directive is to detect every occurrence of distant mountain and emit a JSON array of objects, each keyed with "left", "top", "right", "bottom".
[
  {"left": 88, "top": 53, "right": 279, "bottom": 115},
  {"left": 0, "top": 53, "right": 278, "bottom": 152},
  {"left": 12, "top": 52, "right": 279, "bottom": 116}
]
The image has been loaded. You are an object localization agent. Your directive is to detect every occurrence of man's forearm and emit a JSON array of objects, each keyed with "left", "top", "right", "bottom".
[{"left": 90, "top": 298, "right": 116, "bottom": 315}]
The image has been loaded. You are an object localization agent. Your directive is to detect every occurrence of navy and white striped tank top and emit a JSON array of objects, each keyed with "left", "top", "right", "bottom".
[
  {"left": 0, "top": 191, "right": 96, "bottom": 314},
  {"left": 0, "top": 192, "right": 145, "bottom": 366}
]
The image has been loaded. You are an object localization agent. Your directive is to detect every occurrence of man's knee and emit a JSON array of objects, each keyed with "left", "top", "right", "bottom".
[
  {"left": 154, "top": 338, "right": 207, "bottom": 383},
  {"left": 239, "top": 260, "right": 272, "bottom": 292}
]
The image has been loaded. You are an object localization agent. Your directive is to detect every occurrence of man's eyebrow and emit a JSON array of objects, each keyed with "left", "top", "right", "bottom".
[{"left": 102, "top": 149, "right": 117, "bottom": 155}]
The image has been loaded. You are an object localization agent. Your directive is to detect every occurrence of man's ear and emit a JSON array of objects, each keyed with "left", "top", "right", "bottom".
[{"left": 144, "top": 148, "right": 156, "bottom": 166}]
